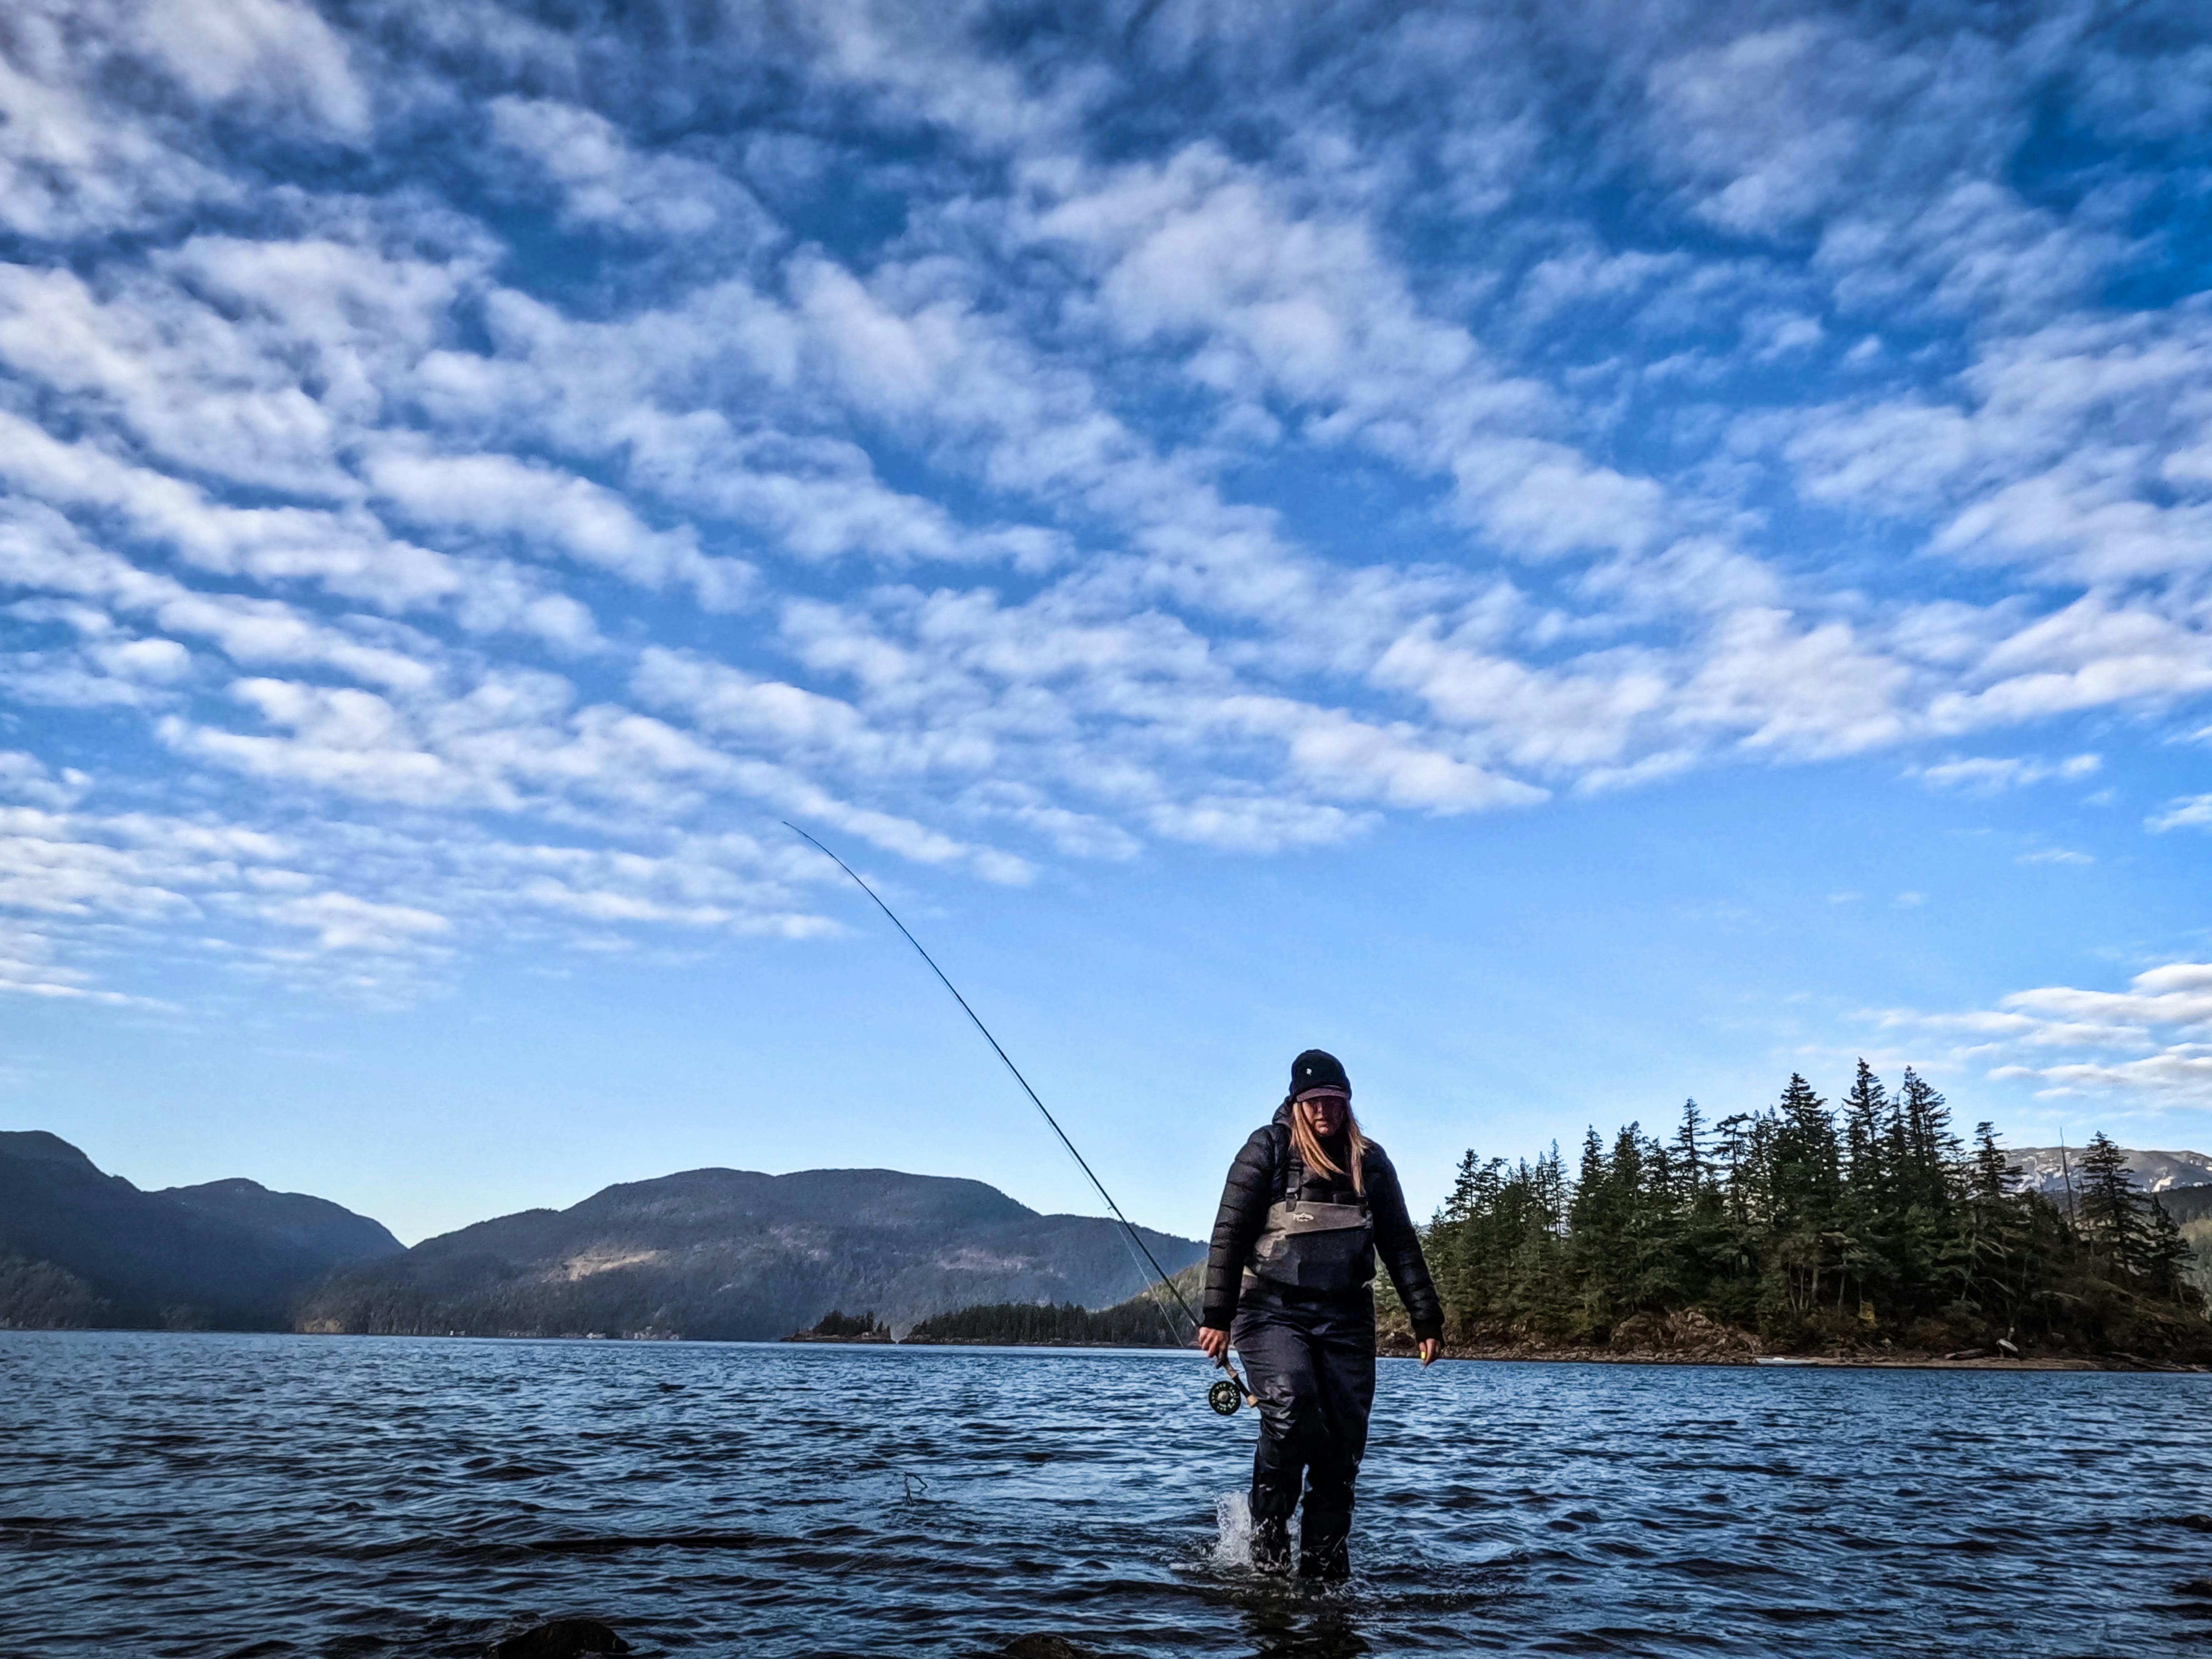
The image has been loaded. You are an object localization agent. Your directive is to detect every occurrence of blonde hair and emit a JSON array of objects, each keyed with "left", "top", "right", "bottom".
[{"left": 1289, "top": 1094, "right": 1368, "bottom": 1197}]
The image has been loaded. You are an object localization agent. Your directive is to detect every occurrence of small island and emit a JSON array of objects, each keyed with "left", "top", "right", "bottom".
[{"left": 782, "top": 1308, "right": 896, "bottom": 1343}]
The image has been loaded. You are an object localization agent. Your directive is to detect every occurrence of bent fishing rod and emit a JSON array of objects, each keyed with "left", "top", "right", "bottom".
[{"left": 785, "top": 823, "right": 1255, "bottom": 1414}]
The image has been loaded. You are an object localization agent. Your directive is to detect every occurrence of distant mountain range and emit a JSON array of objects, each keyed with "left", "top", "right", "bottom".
[
  {"left": 2010, "top": 1146, "right": 2212, "bottom": 1196},
  {"left": 296, "top": 1166, "right": 1204, "bottom": 1341},
  {"left": 1, "top": 1132, "right": 1204, "bottom": 1339},
  {"left": 0, "top": 1131, "right": 402, "bottom": 1330},
  {"left": 5, "top": 1126, "right": 2201, "bottom": 1339}
]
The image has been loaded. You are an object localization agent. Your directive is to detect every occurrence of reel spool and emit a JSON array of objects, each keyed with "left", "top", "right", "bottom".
[{"left": 1208, "top": 1378, "right": 1245, "bottom": 1415}]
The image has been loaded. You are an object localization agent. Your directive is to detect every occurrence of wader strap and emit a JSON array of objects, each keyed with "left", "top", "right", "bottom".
[
  {"left": 1275, "top": 1122, "right": 1366, "bottom": 1215},
  {"left": 1263, "top": 1201, "right": 1370, "bottom": 1234}
]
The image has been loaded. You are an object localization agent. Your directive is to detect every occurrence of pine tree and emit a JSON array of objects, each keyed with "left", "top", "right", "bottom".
[
  {"left": 2140, "top": 1201, "right": 2195, "bottom": 1302},
  {"left": 1420, "top": 1080, "right": 2207, "bottom": 1360},
  {"left": 1672, "top": 1099, "right": 1707, "bottom": 1201},
  {"left": 1945, "top": 1121, "right": 2027, "bottom": 1326},
  {"left": 1770, "top": 1075, "right": 1839, "bottom": 1315},
  {"left": 1567, "top": 1127, "right": 1617, "bottom": 1336},
  {"left": 1970, "top": 1120, "right": 2016, "bottom": 1202},
  {"left": 1836, "top": 1061, "right": 1893, "bottom": 1314},
  {"left": 1841, "top": 1061, "right": 1890, "bottom": 1192},
  {"left": 2077, "top": 1132, "right": 2148, "bottom": 1278},
  {"left": 1896, "top": 1068, "right": 1957, "bottom": 1213}
]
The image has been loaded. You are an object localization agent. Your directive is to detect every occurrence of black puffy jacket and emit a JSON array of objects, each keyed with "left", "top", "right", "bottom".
[{"left": 1201, "top": 1101, "right": 1443, "bottom": 1341}]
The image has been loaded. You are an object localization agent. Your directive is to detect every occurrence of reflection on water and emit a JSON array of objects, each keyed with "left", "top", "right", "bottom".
[{"left": 2, "top": 1332, "right": 2208, "bottom": 1657}]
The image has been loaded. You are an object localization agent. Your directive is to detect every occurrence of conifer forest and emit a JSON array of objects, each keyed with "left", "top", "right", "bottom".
[{"left": 1412, "top": 1063, "right": 2211, "bottom": 1360}]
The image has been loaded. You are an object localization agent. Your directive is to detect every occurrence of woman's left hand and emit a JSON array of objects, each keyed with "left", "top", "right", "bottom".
[{"left": 1417, "top": 1338, "right": 1440, "bottom": 1367}]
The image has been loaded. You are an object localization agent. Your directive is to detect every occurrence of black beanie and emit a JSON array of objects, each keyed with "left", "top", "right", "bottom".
[{"left": 1290, "top": 1049, "right": 1350, "bottom": 1098}]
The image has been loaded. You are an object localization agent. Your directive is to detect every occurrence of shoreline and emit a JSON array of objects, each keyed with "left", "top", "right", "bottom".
[
  {"left": 1383, "top": 1340, "right": 2210, "bottom": 1373},
  {"left": 7, "top": 1326, "right": 2207, "bottom": 1370}
]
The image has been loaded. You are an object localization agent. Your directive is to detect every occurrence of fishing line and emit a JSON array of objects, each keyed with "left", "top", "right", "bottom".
[{"left": 785, "top": 823, "right": 1254, "bottom": 1412}]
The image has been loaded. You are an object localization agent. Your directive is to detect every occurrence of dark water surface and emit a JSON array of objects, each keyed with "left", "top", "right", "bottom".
[{"left": 3, "top": 1333, "right": 2209, "bottom": 1657}]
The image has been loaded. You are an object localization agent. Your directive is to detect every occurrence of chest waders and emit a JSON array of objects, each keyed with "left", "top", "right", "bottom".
[
  {"left": 1243, "top": 1139, "right": 1375, "bottom": 1297},
  {"left": 1231, "top": 1130, "right": 1378, "bottom": 1579}
]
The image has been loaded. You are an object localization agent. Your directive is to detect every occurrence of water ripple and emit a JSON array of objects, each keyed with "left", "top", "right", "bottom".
[{"left": 2, "top": 1333, "right": 2208, "bottom": 1657}]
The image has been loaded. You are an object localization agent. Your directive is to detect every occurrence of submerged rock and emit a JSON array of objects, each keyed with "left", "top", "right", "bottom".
[{"left": 487, "top": 1617, "right": 630, "bottom": 1657}]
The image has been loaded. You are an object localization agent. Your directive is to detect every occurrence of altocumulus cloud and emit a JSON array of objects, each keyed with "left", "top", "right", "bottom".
[
  {"left": 3, "top": 0, "right": 2212, "bottom": 1000},
  {"left": 1885, "top": 963, "right": 2212, "bottom": 1111}
]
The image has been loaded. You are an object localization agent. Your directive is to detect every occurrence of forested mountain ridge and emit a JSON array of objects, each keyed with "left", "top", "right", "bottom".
[
  {"left": 157, "top": 1178, "right": 404, "bottom": 1266},
  {"left": 0, "top": 1131, "right": 401, "bottom": 1330},
  {"left": 1402, "top": 1065, "right": 2212, "bottom": 1363},
  {"left": 2009, "top": 1147, "right": 2212, "bottom": 1196},
  {"left": 297, "top": 1166, "right": 1204, "bottom": 1341}
]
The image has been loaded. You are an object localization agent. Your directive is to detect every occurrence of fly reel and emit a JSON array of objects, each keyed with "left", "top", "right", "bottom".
[{"left": 1208, "top": 1378, "right": 1245, "bottom": 1415}]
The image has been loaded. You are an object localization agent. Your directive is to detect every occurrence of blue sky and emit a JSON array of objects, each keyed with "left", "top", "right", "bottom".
[{"left": 4, "top": 0, "right": 2212, "bottom": 1245}]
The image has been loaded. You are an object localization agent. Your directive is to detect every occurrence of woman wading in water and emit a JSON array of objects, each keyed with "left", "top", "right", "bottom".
[{"left": 1196, "top": 1049, "right": 1442, "bottom": 1579}]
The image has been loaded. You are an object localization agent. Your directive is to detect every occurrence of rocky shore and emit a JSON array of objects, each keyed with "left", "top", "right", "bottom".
[{"left": 1375, "top": 1309, "right": 2212, "bottom": 1371}]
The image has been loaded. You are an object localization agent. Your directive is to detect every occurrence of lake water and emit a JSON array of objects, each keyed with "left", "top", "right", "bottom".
[{"left": 2, "top": 1333, "right": 2208, "bottom": 1657}]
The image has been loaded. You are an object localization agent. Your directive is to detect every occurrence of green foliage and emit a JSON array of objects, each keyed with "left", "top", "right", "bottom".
[
  {"left": 807, "top": 1308, "right": 882, "bottom": 1338},
  {"left": 1426, "top": 1066, "right": 2211, "bottom": 1358},
  {"left": 904, "top": 1294, "right": 1183, "bottom": 1347},
  {"left": 907, "top": 1262, "right": 1203, "bottom": 1347},
  {"left": 0, "top": 1251, "right": 110, "bottom": 1329}
]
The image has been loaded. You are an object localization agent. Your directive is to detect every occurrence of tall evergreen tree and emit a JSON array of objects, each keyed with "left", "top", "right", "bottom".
[
  {"left": 1841, "top": 1060, "right": 1890, "bottom": 1192},
  {"left": 2077, "top": 1132, "right": 2148, "bottom": 1278},
  {"left": 1896, "top": 1068, "right": 1956, "bottom": 1213},
  {"left": 1836, "top": 1060, "right": 1893, "bottom": 1314},
  {"left": 1969, "top": 1120, "right": 2016, "bottom": 1202},
  {"left": 1770, "top": 1074, "right": 1839, "bottom": 1313},
  {"left": 1671, "top": 1099, "right": 1707, "bottom": 1201},
  {"left": 1946, "top": 1122, "right": 2028, "bottom": 1325},
  {"left": 1424, "top": 1076, "right": 2206, "bottom": 1359}
]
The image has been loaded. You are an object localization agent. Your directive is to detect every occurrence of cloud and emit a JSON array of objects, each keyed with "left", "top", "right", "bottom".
[
  {"left": 487, "top": 97, "right": 769, "bottom": 244},
  {"left": 1915, "top": 753, "right": 2101, "bottom": 793},
  {"left": 360, "top": 443, "right": 752, "bottom": 610},
  {"left": 259, "top": 890, "right": 450, "bottom": 953},
  {"left": 0, "top": 751, "right": 90, "bottom": 809},
  {"left": 2149, "top": 795, "right": 2212, "bottom": 832},
  {"left": 1887, "top": 961, "right": 2212, "bottom": 1108},
  {"left": 4, "top": 0, "right": 2212, "bottom": 1007}
]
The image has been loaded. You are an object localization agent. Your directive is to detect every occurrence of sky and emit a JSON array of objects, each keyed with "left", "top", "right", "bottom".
[{"left": 3, "top": 0, "right": 2212, "bottom": 1247}]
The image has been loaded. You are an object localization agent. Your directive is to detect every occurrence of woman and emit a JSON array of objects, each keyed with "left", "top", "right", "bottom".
[{"left": 1196, "top": 1049, "right": 1443, "bottom": 1579}]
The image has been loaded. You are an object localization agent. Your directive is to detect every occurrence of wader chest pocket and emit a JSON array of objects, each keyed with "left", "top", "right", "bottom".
[{"left": 1245, "top": 1200, "right": 1375, "bottom": 1295}]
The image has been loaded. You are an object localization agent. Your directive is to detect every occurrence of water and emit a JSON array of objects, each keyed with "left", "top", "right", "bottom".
[{"left": 2, "top": 1333, "right": 2208, "bottom": 1657}]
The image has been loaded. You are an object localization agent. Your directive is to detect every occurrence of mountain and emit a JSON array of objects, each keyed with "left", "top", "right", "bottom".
[
  {"left": 2010, "top": 1146, "right": 2212, "bottom": 1196},
  {"left": 0, "top": 1131, "right": 402, "bottom": 1331},
  {"left": 2156, "top": 1184, "right": 2212, "bottom": 1228},
  {"left": 296, "top": 1166, "right": 1206, "bottom": 1341},
  {"left": 158, "top": 1178, "right": 402, "bottom": 1265}
]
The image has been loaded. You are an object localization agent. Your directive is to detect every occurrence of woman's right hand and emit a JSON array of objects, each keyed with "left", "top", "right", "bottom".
[{"left": 1196, "top": 1325, "right": 1231, "bottom": 1363}]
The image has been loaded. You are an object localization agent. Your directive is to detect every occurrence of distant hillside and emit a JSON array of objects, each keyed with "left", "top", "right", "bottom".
[
  {"left": 2012, "top": 1146, "right": 2212, "bottom": 1196},
  {"left": 904, "top": 1263, "right": 1205, "bottom": 1348},
  {"left": 2157, "top": 1185, "right": 2212, "bottom": 1228},
  {"left": 158, "top": 1178, "right": 401, "bottom": 1266},
  {"left": 0, "top": 1131, "right": 401, "bottom": 1330},
  {"left": 297, "top": 1166, "right": 1205, "bottom": 1341}
]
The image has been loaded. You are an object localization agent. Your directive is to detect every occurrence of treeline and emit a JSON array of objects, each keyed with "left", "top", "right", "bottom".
[
  {"left": 904, "top": 1295, "right": 1185, "bottom": 1347},
  {"left": 0, "top": 1252, "right": 110, "bottom": 1330},
  {"left": 1418, "top": 1063, "right": 2210, "bottom": 1357},
  {"left": 789, "top": 1309, "right": 889, "bottom": 1340}
]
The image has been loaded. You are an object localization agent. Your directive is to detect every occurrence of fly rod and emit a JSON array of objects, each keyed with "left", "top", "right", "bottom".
[{"left": 785, "top": 822, "right": 1255, "bottom": 1411}]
